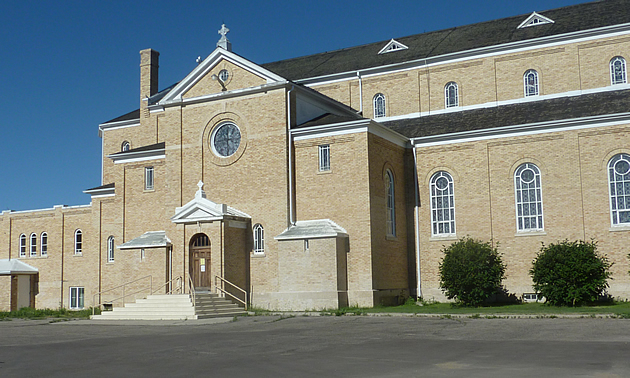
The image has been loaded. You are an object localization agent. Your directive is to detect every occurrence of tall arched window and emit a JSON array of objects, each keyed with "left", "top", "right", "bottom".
[
  {"left": 41, "top": 232, "right": 48, "bottom": 257},
  {"left": 74, "top": 229, "right": 83, "bottom": 255},
  {"left": 385, "top": 170, "right": 396, "bottom": 237},
  {"left": 445, "top": 82, "right": 459, "bottom": 108},
  {"left": 608, "top": 153, "right": 630, "bottom": 225},
  {"left": 610, "top": 56, "right": 627, "bottom": 85},
  {"left": 524, "top": 69, "right": 539, "bottom": 96},
  {"left": 107, "top": 236, "right": 115, "bottom": 262},
  {"left": 514, "top": 163, "right": 544, "bottom": 231},
  {"left": 30, "top": 233, "right": 37, "bottom": 257},
  {"left": 253, "top": 224, "right": 264, "bottom": 255},
  {"left": 19, "top": 234, "right": 26, "bottom": 257},
  {"left": 430, "top": 171, "right": 455, "bottom": 235},
  {"left": 373, "top": 93, "right": 386, "bottom": 118}
]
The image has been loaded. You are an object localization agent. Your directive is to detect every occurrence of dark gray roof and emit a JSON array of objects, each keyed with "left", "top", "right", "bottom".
[
  {"left": 148, "top": 82, "right": 179, "bottom": 105},
  {"left": 262, "top": 0, "right": 630, "bottom": 81},
  {"left": 297, "top": 113, "right": 364, "bottom": 128},
  {"left": 107, "top": 142, "right": 165, "bottom": 157},
  {"left": 84, "top": 183, "right": 115, "bottom": 192},
  {"left": 103, "top": 109, "right": 139, "bottom": 124},
  {"left": 382, "top": 89, "right": 630, "bottom": 139}
]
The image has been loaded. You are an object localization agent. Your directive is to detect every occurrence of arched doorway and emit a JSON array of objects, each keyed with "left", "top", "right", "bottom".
[{"left": 190, "top": 234, "right": 211, "bottom": 288}]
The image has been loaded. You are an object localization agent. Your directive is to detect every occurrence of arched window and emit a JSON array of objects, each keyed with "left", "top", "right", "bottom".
[
  {"left": 608, "top": 153, "right": 630, "bottom": 225},
  {"left": 373, "top": 93, "right": 386, "bottom": 118},
  {"left": 107, "top": 236, "right": 115, "bottom": 262},
  {"left": 610, "top": 56, "right": 627, "bottom": 85},
  {"left": 514, "top": 163, "right": 544, "bottom": 231},
  {"left": 524, "top": 69, "right": 539, "bottom": 96},
  {"left": 445, "top": 82, "right": 458, "bottom": 108},
  {"left": 30, "top": 233, "right": 37, "bottom": 257},
  {"left": 19, "top": 234, "right": 26, "bottom": 257},
  {"left": 74, "top": 229, "right": 83, "bottom": 255},
  {"left": 386, "top": 170, "right": 396, "bottom": 236},
  {"left": 41, "top": 232, "right": 48, "bottom": 257},
  {"left": 253, "top": 224, "right": 264, "bottom": 255},
  {"left": 191, "top": 234, "right": 210, "bottom": 247},
  {"left": 430, "top": 171, "right": 455, "bottom": 235},
  {"left": 121, "top": 141, "right": 131, "bottom": 151}
]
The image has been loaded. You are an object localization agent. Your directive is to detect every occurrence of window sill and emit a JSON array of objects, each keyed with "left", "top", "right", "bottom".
[
  {"left": 74, "top": 253, "right": 83, "bottom": 257},
  {"left": 252, "top": 252, "right": 266, "bottom": 258},
  {"left": 515, "top": 230, "right": 546, "bottom": 237},
  {"left": 609, "top": 225, "right": 630, "bottom": 232},
  {"left": 386, "top": 235, "right": 398, "bottom": 241},
  {"left": 430, "top": 234, "right": 458, "bottom": 242},
  {"left": 144, "top": 189, "right": 155, "bottom": 193},
  {"left": 317, "top": 169, "right": 332, "bottom": 175}
]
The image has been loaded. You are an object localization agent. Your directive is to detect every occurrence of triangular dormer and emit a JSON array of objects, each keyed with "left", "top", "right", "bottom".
[
  {"left": 378, "top": 39, "right": 409, "bottom": 55},
  {"left": 517, "top": 12, "right": 554, "bottom": 29},
  {"left": 157, "top": 48, "right": 286, "bottom": 106},
  {"left": 171, "top": 182, "right": 250, "bottom": 224}
]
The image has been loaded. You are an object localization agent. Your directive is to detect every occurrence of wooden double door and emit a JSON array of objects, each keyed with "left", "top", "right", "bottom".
[{"left": 190, "top": 234, "right": 211, "bottom": 288}]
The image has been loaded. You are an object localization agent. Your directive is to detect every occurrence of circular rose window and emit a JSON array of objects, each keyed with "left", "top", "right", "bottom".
[{"left": 212, "top": 122, "right": 241, "bottom": 157}]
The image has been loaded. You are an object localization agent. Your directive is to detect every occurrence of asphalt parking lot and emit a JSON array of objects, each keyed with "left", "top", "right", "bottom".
[{"left": 0, "top": 315, "right": 629, "bottom": 377}]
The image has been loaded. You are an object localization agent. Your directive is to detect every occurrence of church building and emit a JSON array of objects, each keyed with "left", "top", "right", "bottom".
[{"left": 2, "top": 0, "right": 630, "bottom": 311}]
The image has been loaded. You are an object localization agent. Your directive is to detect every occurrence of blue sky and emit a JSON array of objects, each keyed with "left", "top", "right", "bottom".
[{"left": 0, "top": 0, "right": 585, "bottom": 211}]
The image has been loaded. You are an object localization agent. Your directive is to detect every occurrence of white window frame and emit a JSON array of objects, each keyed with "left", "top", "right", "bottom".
[
  {"left": 69, "top": 287, "right": 85, "bottom": 309},
  {"left": 253, "top": 224, "right": 264, "bottom": 255},
  {"left": 74, "top": 229, "right": 83, "bottom": 255},
  {"left": 514, "top": 163, "right": 544, "bottom": 232},
  {"left": 107, "top": 236, "right": 115, "bottom": 263},
  {"left": 145, "top": 166, "right": 154, "bottom": 190},
  {"left": 608, "top": 153, "right": 630, "bottom": 226},
  {"left": 445, "top": 82, "right": 459, "bottom": 108},
  {"left": 30, "top": 233, "right": 37, "bottom": 257},
  {"left": 318, "top": 145, "right": 331, "bottom": 172},
  {"left": 386, "top": 170, "right": 396, "bottom": 237},
  {"left": 19, "top": 234, "right": 26, "bottom": 257},
  {"left": 524, "top": 69, "right": 539, "bottom": 97},
  {"left": 430, "top": 171, "right": 456, "bottom": 236},
  {"left": 373, "top": 93, "right": 386, "bottom": 118},
  {"left": 41, "top": 232, "right": 48, "bottom": 257},
  {"left": 121, "top": 141, "right": 131, "bottom": 151},
  {"left": 610, "top": 56, "right": 627, "bottom": 85}
]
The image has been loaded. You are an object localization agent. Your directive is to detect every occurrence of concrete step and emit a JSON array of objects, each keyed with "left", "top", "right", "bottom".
[{"left": 92, "top": 294, "right": 196, "bottom": 320}]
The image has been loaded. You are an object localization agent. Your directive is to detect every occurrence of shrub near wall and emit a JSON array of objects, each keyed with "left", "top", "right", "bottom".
[
  {"left": 439, "top": 237, "right": 506, "bottom": 306},
  {"left": 530, "top": 240, "right": 612, "bottom": 306}
]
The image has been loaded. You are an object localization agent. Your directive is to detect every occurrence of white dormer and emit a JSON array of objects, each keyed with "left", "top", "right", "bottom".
[
  {"left": 517, "top": 12, "right": 555, "bottom": 29},
  {"left": 378, "top": 39, "right": 409, "bottom": 55}
]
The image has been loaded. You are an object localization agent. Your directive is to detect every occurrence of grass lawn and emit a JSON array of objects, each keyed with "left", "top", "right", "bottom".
[
  {"left": 0, "top": 307, "right": 98, "bottom": 320},
  {"left": 331, "top": 301, "right": 630, "bottom": 318}
]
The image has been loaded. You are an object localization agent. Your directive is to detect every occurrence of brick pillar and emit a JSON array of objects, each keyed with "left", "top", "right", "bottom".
[{"left": 140, "top": 49, "right": 160, "bottom": 118}]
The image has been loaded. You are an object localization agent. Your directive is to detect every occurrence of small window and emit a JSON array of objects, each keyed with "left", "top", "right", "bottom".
[
  {"left": 386, "top": 170, "right": 396, "bottom": 237},
  {"left": 304, "top": 239, "right": 310, "bottom": 251},
  {"left": 608, "top": 153, "right": 630, "bottom": 226},
  {"left": 41, "top": 233, "right": 48, "bottom": 257},
  {"left": 145, "top": 166, "right": 154, "bottom": 190},
  {"left": 19, "top": 234, "right": 26, "bottom": 257},
  {"left": 253, "top": 224, "right": 264, "bottom": 255},
  {"left": 30, "top": 233, "right": 37, "bottom": 257},
  {"left": 373, "top": 93, "right": 386, "bottom": 118},
  {"left": 70, "top": 287, "right": 85, "bottom": 309},
  {"left": 218, "top": 69, "right": 229, "bottom": 82},
  {"left": 74, "top": 229, "right": 83, "bottom": 255},
  {"left": 514, "top": 163, "right": 544, "bottom": 231},
  {"left": 107, "top": 236, "right": 115, "bottom": 263},
  {"left": 319, "top": 145, "right": 331, "bottom": 172},
  {"left": 445, "top": 82, "right": 459, "bottom": 108},
  {"left": 610, "top": 56, "right": 627, "bottom": 85},
  {"left": 121, "top": 141, "right": 131, "bottom": 151},
  {"left": 430, "top": 171, "right": 456, "bottom": 236},
  {"left": 524, "top": 69, "right": 539, "bottom": 97}
]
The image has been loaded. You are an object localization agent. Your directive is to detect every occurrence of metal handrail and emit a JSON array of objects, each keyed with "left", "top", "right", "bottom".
[
  {"left": 214, "top": 275, "right": 248, "bottom": 310},
  {"left": 151, "top": 275, "right": 183, "bottom": 295},
  {"left": 188, "top": 270, "right": 196, "bottom": 307}
]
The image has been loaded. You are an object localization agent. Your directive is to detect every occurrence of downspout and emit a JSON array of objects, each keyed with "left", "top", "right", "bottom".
[
  {"left": 412, "top": 144, "right": 422, "bottom": 298},
  {"left": 357, "top": 72, "right": 363, "bottom": 114},
  {"left": 287, "top": 85, "right": 296, "bottom": 226}
]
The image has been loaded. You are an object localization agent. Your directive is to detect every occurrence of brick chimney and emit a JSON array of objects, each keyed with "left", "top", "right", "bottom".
[{"left": 140, "top": 49, "right": 159, "bottom": 117}]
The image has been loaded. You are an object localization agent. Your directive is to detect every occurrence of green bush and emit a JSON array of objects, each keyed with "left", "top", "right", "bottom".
[
  {"left": 439, "top": 237, "right": 506, "bottom": 306},
  {"left": 530, "top": 240, "right": 612, "bottom": 306}
]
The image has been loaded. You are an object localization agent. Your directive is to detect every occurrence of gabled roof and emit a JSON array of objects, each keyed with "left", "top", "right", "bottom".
[
  {"left": 275, "top": 219, "right": 348, "bottom": 240},
  {"left": 103, "top": 109, "right": 140, "bottom": 124},
  {"left": 118, "top": 231, "right": 171, "bottom": 250},
  {"left": 107, "top": 142, "right": 165, "bottom": 164},
  {"left": 84, "top": 183, "right": 115, "bottom": 197},
  {"left": 171, "top": 182, "right": 250, "bottom": 224},
  {"left": 261, "top": 0, "right": 630, "bottom": 81},
  {"left": 0, "top": 259, "right": 38, "bottom": 275},
  {"left": 378, "top": 39, "right": 409, "bottom": 55},
  {"left": 517, "top": 11, "right": 555, "bottom": 29},
  {"left": 382, "top": 89, "right": 630, "bottom": 140}
]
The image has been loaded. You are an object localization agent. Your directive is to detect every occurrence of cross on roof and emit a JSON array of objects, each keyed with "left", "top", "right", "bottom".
[{"left": 218, "top": 24, "right": 229, "bottom": 38}]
